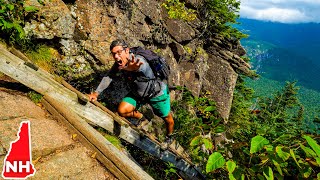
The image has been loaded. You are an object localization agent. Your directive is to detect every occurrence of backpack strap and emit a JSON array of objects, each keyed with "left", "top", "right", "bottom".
[{"left": 130, "top": 47, "right": 159, "bottom": 61}]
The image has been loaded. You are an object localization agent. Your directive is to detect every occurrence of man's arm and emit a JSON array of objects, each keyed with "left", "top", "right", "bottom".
[
  {"left": 88, "top": 76, "right": 113, "bottom": 102},
  {"left": 125, "top": 54, "right": 144, "bottom": 71},
  {"left": 95, "top": 76, "right": 113, "bottom": 94},
  {"left": 88, "top": 62, "right": 120, "bottom": 101}
]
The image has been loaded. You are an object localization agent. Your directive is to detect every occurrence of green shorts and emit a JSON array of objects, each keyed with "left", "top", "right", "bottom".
[{"left": 122, "top": 86, "right": 170, "bottom": 118}]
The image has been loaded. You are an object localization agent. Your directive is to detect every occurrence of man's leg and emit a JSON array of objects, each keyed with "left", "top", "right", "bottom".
[
  {"left": 163, "top": 112, "right": 174, "bottom": 136},
  {"left": 118, "top": 101, "right": 143, "bottom": 119}
]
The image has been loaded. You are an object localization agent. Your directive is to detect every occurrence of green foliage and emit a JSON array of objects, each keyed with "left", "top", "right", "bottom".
[
  {"left": 27, "top": 91, "right": 42, "bottom": 104},
  {"left": 171, "top": 87, "right": 225, "bottom": 168},
  {"left": 162, "top": 0, "right": 247, "bottom": 39},
  {"left": 229, "top": 75, "right": 255, "bottom": 141},
  {"left": 200, "top": 80, "right": 320, "bottom": 179},
  {"left": 206, "top": 152, "right": 225, "bottom": 173},
  {"left": 164, "top": 162, "right": 177, "bottom": 178},
  {"left": 0, "top": 0, "right": 38, "bottom": 45},
  {"left": 226, "top": 160, "right": 237, "bottom": 180},
  {"left": 204, "top": 135, "right": 320, "bottom": 179},
  {"left": 169, "top": 76, "right": 320, "bottom": 179},
  {"left": 231, "top": 81, "right": 304, "bottom": 146},
  {"left": 250, "top": 135, "right": 269, "bottom": 154},
  {"left": 162, "top": 0, "right": 197, "bottom": 21},
  {"left": 263, "top": 167, "right": 274, "bottom": 180},
  {"left": 96, "top": 127, "right": 123, "bottom": 149},
  {"left": 25, "top": 44, "right": 54, "bottom": 72},
  {"left": 104, "top": 134, "right": 122, "bottom": 149},
  {"left": 253, "top": 82, "right": 304, "bottom": 146},
  {"left": 199, "top": 0, "right": 248, "bottom": 40},
  {"left": 303, "top": 135, "right": 320, "bottom": 157}
]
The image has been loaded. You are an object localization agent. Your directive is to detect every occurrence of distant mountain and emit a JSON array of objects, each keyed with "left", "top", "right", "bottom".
[
  {"left": 237, "top": 18, "right": 320, "bottom": 65},
  {"left": 235, "top": 18, "right": 320, "bottom": 117},
  {"left": 236, "top": 18, "right": 320, "bottom": 91},
  {"left": 244, "top": 41, "right": 320, "bottom": 91}
]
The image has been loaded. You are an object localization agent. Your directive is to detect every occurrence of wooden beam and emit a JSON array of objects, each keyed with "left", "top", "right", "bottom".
[
  {"left": 41, "top": 99, "right": 129, "bottom": 180},
  {"left": 44, "top": 96, "right": 154, "bottom": 180},
  {"left": 59, "top": 79, "right": 128, "bottom": 127}
]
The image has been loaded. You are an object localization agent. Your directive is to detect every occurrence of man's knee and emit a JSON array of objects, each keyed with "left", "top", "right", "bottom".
[
  {"left": 118, "top": 102, "right": 134, "bottom": 116},
  {"left": 117, "top": 107, "right": 126, "bottom": 117}
]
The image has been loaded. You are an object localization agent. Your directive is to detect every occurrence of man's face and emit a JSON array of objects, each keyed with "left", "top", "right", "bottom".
[{"left": 111, "top": 45, "right": 129, "bottom": 69}]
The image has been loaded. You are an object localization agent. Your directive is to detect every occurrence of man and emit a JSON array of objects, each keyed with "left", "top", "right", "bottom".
[{"left": 88, "top": 39, "right": 174, "bottom": 147}]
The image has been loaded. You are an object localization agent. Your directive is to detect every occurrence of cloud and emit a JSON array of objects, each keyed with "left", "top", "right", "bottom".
[{"left": 240, "top": 0, "right": 320, "bottom": 23}]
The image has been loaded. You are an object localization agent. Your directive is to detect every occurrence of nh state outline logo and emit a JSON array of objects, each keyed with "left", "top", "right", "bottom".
[{"left": 2, "top": 121, "right": 36, "bottom": 179}]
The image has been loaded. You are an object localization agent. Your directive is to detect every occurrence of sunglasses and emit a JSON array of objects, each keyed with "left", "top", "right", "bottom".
[{"left": 111, "top": 48, "right": 125, "bottom": 57}]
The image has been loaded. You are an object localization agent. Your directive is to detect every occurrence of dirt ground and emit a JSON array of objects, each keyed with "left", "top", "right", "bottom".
[{"left": 0, "top": 74, "right": 117, "bottom": 180}]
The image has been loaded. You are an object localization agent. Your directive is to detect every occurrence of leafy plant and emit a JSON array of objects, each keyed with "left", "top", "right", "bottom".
[
  {"left": 205, "top": 135, "right": 320, "bottom": 179},
  {"left": 0, "top": 0, "right": 38, "bottom": 45},
  {"left": 164, "top": 162, "right": 177, "bottom": 178},
  {"left": 206, "top": 152, "right": 225, "bottom": 173},
  {"left": 162, "top": 0, "right": 197, "bottom": 21},
  {"left": 171, "top": 78, "right": 317, "bottom": 179},
  {"left": 27, "top": 90, "right": 42, "bottom": 104},
  {"left": 199, "top": 0, "right": 248, "bottom": 40},
  {"left": 171, "top": 88, "right": 225, "bottom": 171}
]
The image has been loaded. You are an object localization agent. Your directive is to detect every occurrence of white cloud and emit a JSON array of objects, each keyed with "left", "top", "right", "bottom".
[{"left": 240, "top": 0, "right": 320, "bottom": 23}]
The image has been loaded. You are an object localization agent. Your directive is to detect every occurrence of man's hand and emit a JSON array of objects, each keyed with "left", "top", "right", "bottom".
[
  {"left": 88, "top": 92, "right": 98, "bottom": 102},
  {"left": 125, "top": 54, "right": 143, "bottom": 71}
]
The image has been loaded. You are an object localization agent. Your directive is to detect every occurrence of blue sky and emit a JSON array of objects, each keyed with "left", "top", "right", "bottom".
[{"left": 239, "top": 0, "right": 320, "bottom": 23}]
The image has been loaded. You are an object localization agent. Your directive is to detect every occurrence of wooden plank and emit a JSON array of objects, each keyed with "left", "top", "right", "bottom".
[
  {"left": 0, "top": 47, "right": 76, "bottom": 99},
  {"left": 59, "top": 79, "right": 128, "bottom": 127},
  {"left": 41, "top": 99, "right": 129, "bottom": 180},
  {"left": 44, "top": 96, "right": 154, "bottom": 180}
]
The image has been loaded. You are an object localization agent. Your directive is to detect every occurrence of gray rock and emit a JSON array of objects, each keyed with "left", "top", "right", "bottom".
[
  {"left": 202, "top": 54, "right": 238, "bottom": 120},
  {"left": 24, "top": 0, "right": 76, "bottom": 39},
  {"left": 30, "top": 147, "right": 111, "bottom": 179},
  {"left": 0, "top": 118, "right": 74, "bottom": 159},
  {"left": 165, "top": 19, "right": 195, "bottom": 42}
]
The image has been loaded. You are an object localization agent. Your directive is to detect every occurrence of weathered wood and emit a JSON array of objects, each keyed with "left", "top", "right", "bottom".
[
  {"left": 59, "top": 79, "right": 128, "bottom": 127},
  {"left": 44, "top": 96, "right": 153, "bottom": 180},
  {"left": 8, "top": 46, "right": 32, "bottom": 63},
  {"left": 41, "top": 99, "right": 129, "bottom": 180},
  {"left": 0, "top": 47, "right": 76, "bottom": 99},
  {"left": 59, "top": 79, "right": 89, "bottom": 104},
  {"left": 0, "top": 47, "right": 205, "bottom": 179}
]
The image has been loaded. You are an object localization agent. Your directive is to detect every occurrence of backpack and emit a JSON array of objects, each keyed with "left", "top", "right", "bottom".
[{"left": 130, "top": 46, "right": 170, "bottom": 81}]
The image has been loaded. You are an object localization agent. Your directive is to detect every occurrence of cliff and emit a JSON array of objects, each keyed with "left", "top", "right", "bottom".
[{"left": 23, "top": 0, "right": 252, "bottom": 120}]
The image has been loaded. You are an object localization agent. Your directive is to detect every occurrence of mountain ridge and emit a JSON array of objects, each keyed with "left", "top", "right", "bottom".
[{"left": 237, "top": 18, "right": 320, "bottom": 118}]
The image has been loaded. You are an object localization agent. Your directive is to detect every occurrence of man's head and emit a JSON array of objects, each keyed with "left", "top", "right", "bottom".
[{"left": 110, "top": 39, "right": 130, "bottom": 69}]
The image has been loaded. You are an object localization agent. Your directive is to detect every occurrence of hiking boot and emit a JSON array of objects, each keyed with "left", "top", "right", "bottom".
[{"left": 160, "top": 135, "right": 175, "bottom": 150}]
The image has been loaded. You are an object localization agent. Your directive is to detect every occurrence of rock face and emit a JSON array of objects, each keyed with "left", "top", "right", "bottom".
[
  {"left": 24, "top": 0, "right": 76, "bottom": 39},
  {"left": 23, "top": 0, "right": 252, "bottom": 119}
]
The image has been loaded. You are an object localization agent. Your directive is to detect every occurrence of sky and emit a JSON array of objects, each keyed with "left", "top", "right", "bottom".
[{"left": 239, "top": 0, "right": 320, "bottom": 23}]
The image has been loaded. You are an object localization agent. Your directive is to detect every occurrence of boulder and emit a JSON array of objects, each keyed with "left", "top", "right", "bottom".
[
  {"left": 24, "top": 0, "right": 76, "bottom": 39},
  {"left": 202, "top": 54, "right": 238, "bottom": 120},
  {"left": 165, "top": 19, "right": 195, "bottom": 43}
]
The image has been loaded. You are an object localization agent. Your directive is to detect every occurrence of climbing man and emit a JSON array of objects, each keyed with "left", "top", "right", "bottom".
[{"left": 88, "top": 39, "right": 174, "bottom": 148}]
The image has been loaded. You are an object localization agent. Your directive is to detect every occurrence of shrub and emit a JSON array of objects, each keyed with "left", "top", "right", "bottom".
[{"left": 0, "top": 0, "right": 38, "bottom": 45}]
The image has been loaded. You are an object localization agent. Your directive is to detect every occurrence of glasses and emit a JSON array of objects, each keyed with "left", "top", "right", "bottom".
[{"left": 111, "top": 48, "right": 125, "bottom": 57}]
